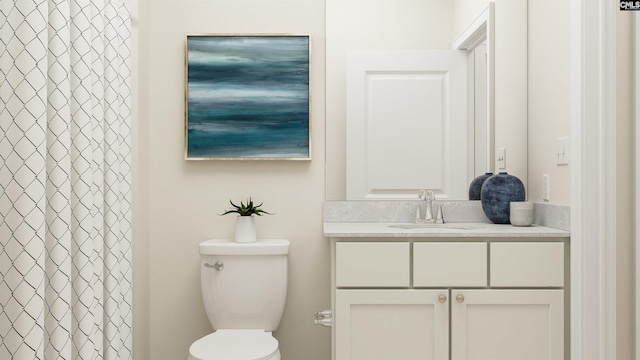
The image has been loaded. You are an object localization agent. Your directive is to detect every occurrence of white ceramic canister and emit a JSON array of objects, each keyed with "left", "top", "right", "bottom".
[{"left": 509, "top": 201, "right": 534, "bottom": 226}]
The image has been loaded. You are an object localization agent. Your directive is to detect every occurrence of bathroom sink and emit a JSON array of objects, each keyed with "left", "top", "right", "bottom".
[{"left": 388, "top": 223, "right": 484, "bottom": 230}]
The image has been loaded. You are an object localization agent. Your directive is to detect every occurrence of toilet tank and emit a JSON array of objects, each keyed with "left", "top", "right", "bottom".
[{"left": 199, "top": 239, "right": 289, "bottom": 331}]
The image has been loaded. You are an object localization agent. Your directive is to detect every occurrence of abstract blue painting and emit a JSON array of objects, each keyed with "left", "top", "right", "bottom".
[{"left": 185, "top": 35, "right": 310, "bottom": 160}]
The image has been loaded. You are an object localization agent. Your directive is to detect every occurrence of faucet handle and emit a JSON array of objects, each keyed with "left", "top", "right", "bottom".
[
  {"left": 418, "top": 189, "right": 427, "bottom": 200},
  {"left": 426, "top": 190, "right": 435, "bottom": 201},
  {"left": 435, "top": 205, "right": 444, "bottom": 224},
  {"left": 415, "top": 205, "right": 424, "bottom": 224}
]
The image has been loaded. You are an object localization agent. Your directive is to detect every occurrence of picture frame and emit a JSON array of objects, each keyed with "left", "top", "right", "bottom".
[{"left": 185, "top": 34, "right": 311, "bottom": 160}]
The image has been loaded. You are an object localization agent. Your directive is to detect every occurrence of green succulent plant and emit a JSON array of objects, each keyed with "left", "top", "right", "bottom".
[{"left": 219, "top": 198, "right": 273, "bottom": 217}]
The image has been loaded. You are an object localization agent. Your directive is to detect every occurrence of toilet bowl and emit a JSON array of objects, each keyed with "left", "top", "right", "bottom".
[
  {"left": 188, "top": 330, "right": 280, "bottom": 360},
  {"left": 188, "top": 239, "right": 289, "bottom": 360}
]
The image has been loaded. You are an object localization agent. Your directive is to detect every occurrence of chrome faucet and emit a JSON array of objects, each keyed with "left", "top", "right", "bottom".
[
  {"left": 417, "top": 189, "right": 444, "bottom": 224},
  {"left": 424, "top": 190, "right": 435, "bottom": 223}
]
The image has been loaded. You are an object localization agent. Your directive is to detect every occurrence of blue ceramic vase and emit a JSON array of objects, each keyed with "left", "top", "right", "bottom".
[
  {"left": 468, "top": 172, "right": 493, "bottom": 200},
  {"left": 480, "top": 172, "right": 525, "bottom": 224}
]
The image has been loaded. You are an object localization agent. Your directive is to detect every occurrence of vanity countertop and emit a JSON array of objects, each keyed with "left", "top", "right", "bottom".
[{"left": 323, "top": 222, "right": 570, "bottom": 238}]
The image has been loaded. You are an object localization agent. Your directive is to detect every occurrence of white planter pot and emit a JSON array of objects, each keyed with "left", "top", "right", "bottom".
[{"left": 235, "top": 216, "right": 256, "bottom": 243}]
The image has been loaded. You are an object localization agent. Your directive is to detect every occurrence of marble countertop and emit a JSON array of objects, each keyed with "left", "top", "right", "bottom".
[{"left": 323, "top": 222, "right": 570, "bottom": 238}]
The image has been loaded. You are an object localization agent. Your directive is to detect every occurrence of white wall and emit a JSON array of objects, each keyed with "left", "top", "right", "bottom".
[{"left": 135, "top": 0, "right": 328, "bottom": 359}]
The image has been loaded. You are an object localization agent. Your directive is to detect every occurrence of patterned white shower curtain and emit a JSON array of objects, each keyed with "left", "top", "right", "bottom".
[{"left": 0, "top": 0, "right": 132, "bottom": 359}]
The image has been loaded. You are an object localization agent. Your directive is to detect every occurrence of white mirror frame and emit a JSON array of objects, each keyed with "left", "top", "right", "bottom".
[{"left": 571, "top": 0, "right": 617, "bottom": 359}]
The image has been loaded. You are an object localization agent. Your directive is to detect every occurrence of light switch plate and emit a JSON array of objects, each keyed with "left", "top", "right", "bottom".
[
  {"left": 556, "top": 136, "right": 569, "bottom": 165},
  {"left": 542, "top": 174, "right": 550, "bottom": 201},
  {"left": 497, "top": 147, "right": 506, "bottom": 169}
]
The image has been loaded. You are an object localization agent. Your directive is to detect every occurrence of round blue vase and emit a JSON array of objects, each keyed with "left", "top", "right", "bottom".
[
  {"left": 480, "top": 172, "right": 525, "bottom": 224},
  {"left": 468, "top": 172, "right": 493, "bottom": 200}
]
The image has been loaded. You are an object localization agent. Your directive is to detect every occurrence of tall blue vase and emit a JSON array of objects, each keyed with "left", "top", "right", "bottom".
[
  {"left": 468, "top": 172, "right": 493, "bottom": 200},
  {"left": 480, "top": 172, "right": 525, "bottom": 224}
]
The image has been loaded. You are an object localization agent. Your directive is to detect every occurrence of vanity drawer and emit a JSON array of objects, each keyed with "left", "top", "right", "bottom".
[
  {"left": 413, "top": 242, "right": 487, "bottom": 287},
  {"left": 490, "top": 242, "right": 564, "bottom": 287},
  {"left": 336, "top": 242, "right": 410, "bottom": 287}
]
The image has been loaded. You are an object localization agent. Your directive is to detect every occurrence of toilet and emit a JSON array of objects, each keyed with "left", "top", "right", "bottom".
[{"left": 188, "top": 239, "right": 290, "bottom": 360}]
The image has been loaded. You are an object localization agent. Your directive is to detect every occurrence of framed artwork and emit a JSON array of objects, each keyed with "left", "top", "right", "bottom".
[{"left": 185, "top": 34, "right": 311, "bottom": 160}]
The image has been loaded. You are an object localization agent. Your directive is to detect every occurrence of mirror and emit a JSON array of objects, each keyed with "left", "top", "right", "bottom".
[
  {"left": 452, "top": 4, "right": 494, "bottom": 178},
  {"left": 325, "top": 0, "right": 528, "bottom": 200}
]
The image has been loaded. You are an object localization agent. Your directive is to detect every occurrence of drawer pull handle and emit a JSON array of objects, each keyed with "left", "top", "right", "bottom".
[
  {"left": 438, "top": 294, "right": 447, "bottom": 303},
  {"left": 456, "top": 294, "right": 465, "bottom": 303},
  {"left": 205, "top": 261, "right": 224, "bottom": 271}
]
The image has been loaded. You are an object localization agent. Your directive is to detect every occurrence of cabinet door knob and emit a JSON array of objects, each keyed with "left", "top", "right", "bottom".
[
  {"left": 438, "top": 294, "right": 447, "bottom": 303},
  {"left": 456, "top": 294, "right": 465, "bottom": 303}
]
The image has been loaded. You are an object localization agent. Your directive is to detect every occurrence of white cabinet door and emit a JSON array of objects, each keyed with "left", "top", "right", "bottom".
[
  {"left": 346, "top": 49, "right": 467, "bottom": 200},
  {"left": 451, "top": 290, "right": 564, "bottom": 360},
  {"left": 336, "top": 290, "right": 449, "bottom": 360}
]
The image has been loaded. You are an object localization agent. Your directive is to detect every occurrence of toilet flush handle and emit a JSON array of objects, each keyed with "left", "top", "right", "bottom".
[{"left": 204, "top": 261, "right": 224, "bottom": 271}]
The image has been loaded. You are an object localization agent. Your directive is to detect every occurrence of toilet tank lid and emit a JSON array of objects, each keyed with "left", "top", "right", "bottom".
[{"left": 200, "top": 239, "right": 290, "bottom": 255}]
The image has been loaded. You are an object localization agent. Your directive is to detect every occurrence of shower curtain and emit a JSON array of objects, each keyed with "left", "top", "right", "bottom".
[{"left": 0, "top": 0, "right": 132, "bottom": 359}]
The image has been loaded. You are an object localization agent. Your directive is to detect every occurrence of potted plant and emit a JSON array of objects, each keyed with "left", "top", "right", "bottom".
[{"left": 220, "top": 198, "right": 272, "bottom": 243}]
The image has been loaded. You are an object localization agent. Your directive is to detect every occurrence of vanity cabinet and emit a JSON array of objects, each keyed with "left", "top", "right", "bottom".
[{"left": 331, "top": 240, "right": 566, "bottom": 360}]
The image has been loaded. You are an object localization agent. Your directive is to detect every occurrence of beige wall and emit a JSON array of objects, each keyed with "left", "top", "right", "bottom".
[
  {"left": 135, "top": 0, "right": 329, "bottom": 359},
  {"left": 133, "top": 0, "right": 150, "bottom": 359},
  {"left": 453, "top": 0, "right": 490, "bottom": 36},
  {"left": 527, "top": 0, "right": 571, "bottom": 205},
  {"left": 616, "top": 11, "right": 634, "bottom": 360}
]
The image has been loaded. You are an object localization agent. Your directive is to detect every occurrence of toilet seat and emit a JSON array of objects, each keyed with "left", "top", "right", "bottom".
[{"left": 188, "top": 329, "right": 279, "bottom": 360}]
